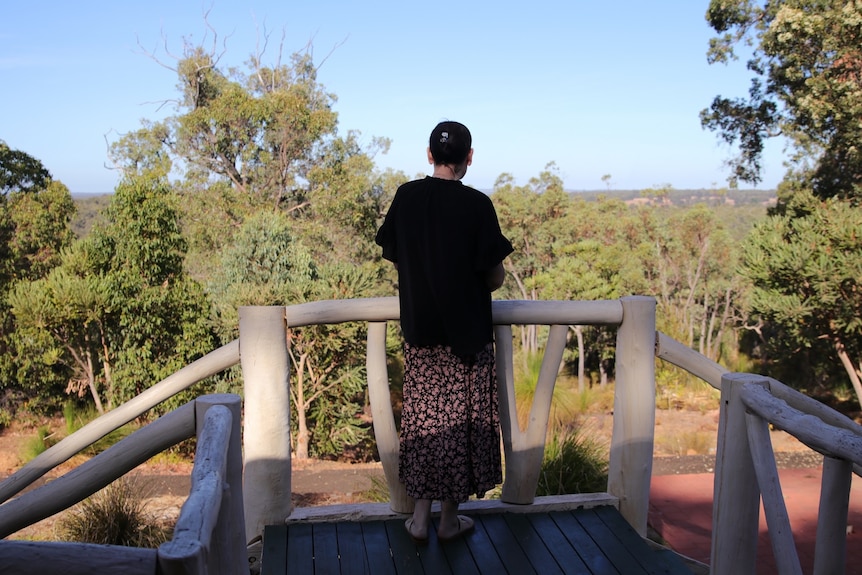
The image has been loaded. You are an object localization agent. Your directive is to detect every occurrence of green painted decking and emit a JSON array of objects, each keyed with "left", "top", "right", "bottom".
[{"left": 260, "top": 505, "right": 692, "bottom": 574}]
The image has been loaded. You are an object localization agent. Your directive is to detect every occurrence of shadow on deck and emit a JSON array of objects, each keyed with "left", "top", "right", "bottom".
[{"left": 260, "top": 499, "right": 694, "bottom": 575}]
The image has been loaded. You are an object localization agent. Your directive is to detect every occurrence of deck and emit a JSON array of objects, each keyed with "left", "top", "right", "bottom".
[{"left": 260, "top": 505, "right": 692, "bottom": 574}]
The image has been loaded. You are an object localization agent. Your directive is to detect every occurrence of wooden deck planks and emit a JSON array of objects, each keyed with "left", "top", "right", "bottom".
[{"left": 261, "top": 506, "right": 692, "bottom": 575}]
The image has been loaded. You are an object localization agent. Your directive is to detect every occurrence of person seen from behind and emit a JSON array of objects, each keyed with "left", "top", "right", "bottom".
[{"left": 375, "top": 120, "right": 514, "bottom": 543}]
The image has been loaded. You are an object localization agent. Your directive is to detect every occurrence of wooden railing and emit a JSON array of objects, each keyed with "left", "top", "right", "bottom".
[
  {"left": 657, "top": 334, "right": 862, "bottom": 575},
  {"left": 0, "top": 297, "right": 859, "bottom": 575},
  {"left": 0, "top": 394, "right": 245, "bottom": 575}
]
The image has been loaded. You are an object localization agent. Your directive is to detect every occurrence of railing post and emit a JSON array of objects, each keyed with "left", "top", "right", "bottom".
[
  {"left": 815, "top": 456, "right": 852, "bottom": 575},
  {"left": 240, "top": 306, "right": 292, "bottom": 542},
  {"left": 367, "top": 322, "right": 413, "bottom": 513},
  {"left": 195, "top": 394, "right": 246, "bottom": 575},
  {"left": 711, "top": 372, "right": 766, "bottom": 574},
  {"left": 607, "top": 296, "right": 655, "bottom": 536}
]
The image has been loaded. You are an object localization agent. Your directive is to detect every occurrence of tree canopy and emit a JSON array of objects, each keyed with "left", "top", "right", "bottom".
[{"left": 702, "top": 0, "right": 862, "bottom": 200}]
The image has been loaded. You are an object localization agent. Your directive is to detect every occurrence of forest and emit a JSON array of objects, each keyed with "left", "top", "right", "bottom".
[{"left": 2, "top": 0, "right": 862, "bottom": 460}]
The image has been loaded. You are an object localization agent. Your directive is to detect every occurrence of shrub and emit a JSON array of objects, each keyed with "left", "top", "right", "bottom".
[
  {"left": 57, "top": 477, "right": 172, "bottom": 548},
  {"left": 21, "top": 426, "right": 55, "bottom": 462},
  {"left": 536, "top": 427, "right": 608, "bottom": 496}
]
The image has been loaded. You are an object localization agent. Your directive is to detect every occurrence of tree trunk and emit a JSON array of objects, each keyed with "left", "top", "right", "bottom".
[
  {"left": 573, "top": 325, "right": 586, "bottom": 393},
  {"left": 85, "top": 352, "right": 105, "bottom": 414},
  {"left": 832, "top": 337, "right": 862, "bottom": 411},
  {"left": 294, "top": 353, "right": 310, "bottom": 459}
]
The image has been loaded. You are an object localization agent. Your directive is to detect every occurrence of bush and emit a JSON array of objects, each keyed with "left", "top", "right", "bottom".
[
  {"left": 536, "top": 427, "right": 608, "bottom": 496},
  {"left": 21, "top": 426, "right": 55, "bottom": 462},
  {"left": 58, "top": 477, "right": 173, "bottom": 548}
]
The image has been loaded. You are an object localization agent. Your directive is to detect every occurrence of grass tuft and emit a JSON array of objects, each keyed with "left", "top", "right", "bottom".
[
  {"left": 57, "top": 476, "right": 173, "bottom": 548},
  {"left": 536, "top": 427, "right": 609, "bottom": 496}
]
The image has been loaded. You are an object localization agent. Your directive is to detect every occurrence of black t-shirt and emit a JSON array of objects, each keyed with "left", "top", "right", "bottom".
[{"left": 375, "top": 176, "right": 514, "bottom": 356}]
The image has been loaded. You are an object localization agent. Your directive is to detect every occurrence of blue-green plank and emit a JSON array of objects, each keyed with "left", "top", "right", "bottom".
[
  {"left": 526, "top": 513, "right": 590, "bottom": 575},
  {"left": 312, "top": 522, "right": 340, "bottom": 574},
  {"left": 432, "top": 517, "right": 480, "bottom": 575},
  {"left": 479, "top": 514, "right": 537, "bottom": 575},
  {"left": 285, "top": 523, "right": 314, "bottom": 574},
  {"left": 502, "top": 513, "right": 563, "bottom": 574},
  {"left": 385, "top": 518, "right": 425, "bottom": 575},
  {"left": 361, "top": 521, "right": 397, "bottom": 575},
  {"left": 261, "top": 525, "right": 287, "bottom": 575},
  {"left": 463, "top": 514, "right": 508, "bottom": 575},
  {"left": 549, "top": 510, "right": 617, "bottom": 573},
  {"left": 593, "top": 506, "right": 692, "bottom": 574},
  {"left": 574, "top": 508, "right": 646, "bottom": 574},
  {"left": 337, "top": 521, "right": 370, "bottom": 575}
]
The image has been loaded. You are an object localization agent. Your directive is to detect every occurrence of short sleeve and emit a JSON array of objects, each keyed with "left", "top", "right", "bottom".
[
  {"left": 375, "top": 194, "right": 399, "bottom": 263},
  {"left": 474, "top": 197, "right": 514, "bottom": 272}
]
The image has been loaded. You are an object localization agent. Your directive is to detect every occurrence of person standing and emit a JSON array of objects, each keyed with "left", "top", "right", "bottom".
[{"left": 375, "top": 121, "right": 514, "bottom": 542}]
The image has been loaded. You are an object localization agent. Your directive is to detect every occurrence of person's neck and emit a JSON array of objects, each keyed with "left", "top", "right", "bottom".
[{"left": 432, "top": 164, "right": 462, "bottom": 181}]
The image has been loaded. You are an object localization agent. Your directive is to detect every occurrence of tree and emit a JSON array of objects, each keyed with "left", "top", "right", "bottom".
[
  {"left": 208, "top": 211, "right": 375, "bottom": 459},
  {"left": 9, "top": 268, "right": 112, "bottom": 413},
  {"left": 493, "top": 164, "right": 571, "bottom": 353},
  {"left": 702, "top": 0, "right": 862, "bottom": 199},
  {"left": 0, "top": 143, "right": 77, "bottom": 414},
  {"left": 741, "top": 189, "right": 862, "bottom": 406},
  {"left": 77, "top": 176, "right": 215, "bottom": 410},
  {"left": 0, "top": 140, "right": 51, "bottom": 195}
]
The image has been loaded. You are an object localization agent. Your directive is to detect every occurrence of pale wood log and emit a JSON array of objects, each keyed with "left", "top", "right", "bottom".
[
  {"left": 607, "top": 296, "right": 655, "bottom": 537},
  {"left": 366, "top": 321, "right": 412, "bottom": 513},
  {"left": 0, "top": 401, "right": 196, "bottom": 538},
  {"left": 495, "top": 324, "right": 521, "bottom": 500},
  {"left": 280, "top": 297, "right": 624, "bottom": 328},
  {"left": 198, "top": 394, "right": 246, "bottom": 575},
  {"left": 240, "top": 306, "right": 292, "bottom": 541},
  {"left": 745, "top": 411, "right": 802, "bottom": 575},
  {"left": 0, "top": 340, "right": 239, "bottom": 505},
  {"left": 491, "top": 299, "right": 623, "bottom": 326},
  {"left": 287, "top": 493, "right": 618, "bottom": 523},
  {"left": 814, "top": 456, "right": 852, "bottom": 575},
  {"left": 159, "top": 402, "right": 237, "bottom": 575},
  {"left": 655, "top": 331, "right": 727, "bottom": 390},
  {"left": 498, "top": 324, "right": 568, "bottom": 504},
  {"left": 740, "top": 383, "right": 862, "bottom": 466},
  {"left": 0, "top": 541, "right": 156, "bottom": 575},
  {"left": 764, "top": 377, "right": 862, "bottom": 438},
  {"left": 710, "top": 373, "right": 766, "bottom": 574}
]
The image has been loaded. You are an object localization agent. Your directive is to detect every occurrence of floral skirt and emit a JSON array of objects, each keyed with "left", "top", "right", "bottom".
[{"left": 399, "top": 342, "right": 502, "bottom": 502}]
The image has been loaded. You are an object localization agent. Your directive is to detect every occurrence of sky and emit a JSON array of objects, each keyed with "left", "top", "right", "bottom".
[{"left": 1, "top": 1, "right": 787, "bottom": 196}]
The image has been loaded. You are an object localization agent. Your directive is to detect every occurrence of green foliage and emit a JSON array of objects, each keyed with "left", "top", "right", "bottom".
[
  {"left": 63, "top": 400, "right": 137, "bottom": 455},
  {"left": 0, "top": 140, "right": 51, "bottom": 195},
  {"left": 741, "top": 189, "right": 862, "bottom": 391},
  {"left": 536, "top": 427, "right": 608, "bottom": 496},
  {"left": 21, "top": 426, "right": 55, "bottom": 462},
  {"left": 703, "top": 0, "right": 862, "bottom": 198},
  {"left": 58, "top": 477, "right": 172, "bottom": 547},
  {"left": 513, "top": 350, "right": 579, "bottom": 431}
]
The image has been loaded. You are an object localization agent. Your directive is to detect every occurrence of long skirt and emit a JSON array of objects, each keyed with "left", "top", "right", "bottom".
[{"left": 398, "top": 341, "right": 502, "bottom": 502}]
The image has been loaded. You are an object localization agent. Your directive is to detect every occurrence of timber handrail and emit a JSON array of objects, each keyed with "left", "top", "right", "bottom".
[{"left": 0, "top": 394, "right": 246, "bottom": 575}]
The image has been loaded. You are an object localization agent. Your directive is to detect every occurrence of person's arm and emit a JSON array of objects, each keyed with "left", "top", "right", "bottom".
[{"left": 485, "top": 262, "right": 505, "bottom": 292}]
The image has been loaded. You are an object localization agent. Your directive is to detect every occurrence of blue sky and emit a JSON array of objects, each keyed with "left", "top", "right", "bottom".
[{"left": 2, "top": 1, "right": 785, "bottom": 195}]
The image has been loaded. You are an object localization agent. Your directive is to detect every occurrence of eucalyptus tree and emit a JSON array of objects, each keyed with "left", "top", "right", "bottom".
[
  {"left": 742, "top": 188, "right": 862, "bottom": 406},
  {"left": 702, "top": 0, "right": 862, "bottom": 198},
  {"left": 493, "top": 164, "right": 571, "bottom": 353},
  {"left": 704, "top": 0, "right": 862, "bottom": 399},
  {"left": 0, "top": 143, "right": 77, "bottom": 414},
  {"left": 75, "top": 176, "right": 214, "bottom": 411},
  {"left": 209, "top": 211, "right": 375, "bottom": 458}
]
